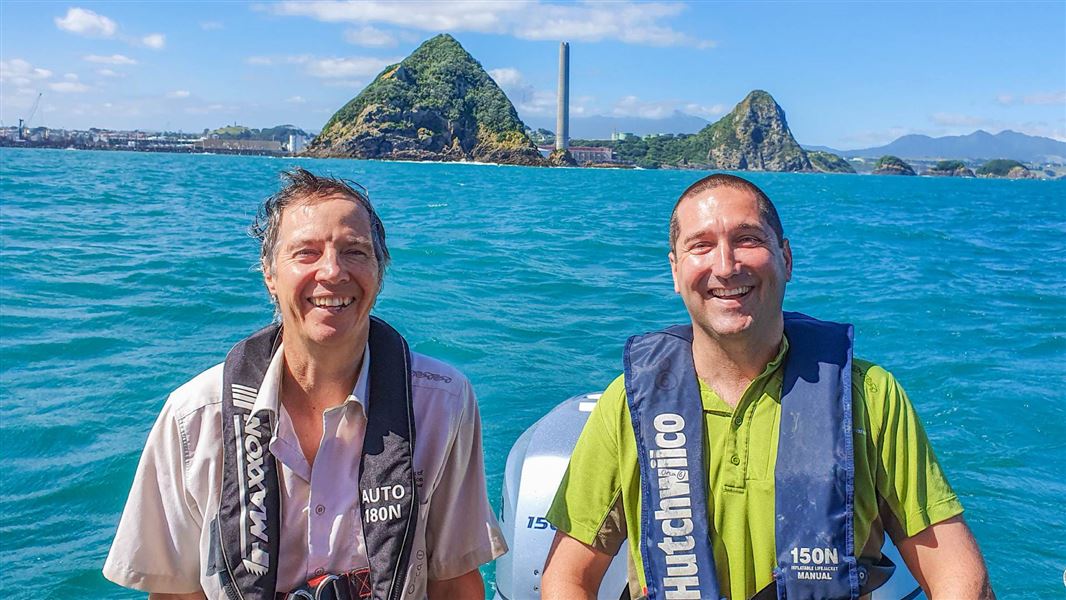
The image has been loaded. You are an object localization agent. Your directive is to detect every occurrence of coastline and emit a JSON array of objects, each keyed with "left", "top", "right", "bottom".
[{"left": 3, "top": 144, "right": 1060, "bottom": 180}]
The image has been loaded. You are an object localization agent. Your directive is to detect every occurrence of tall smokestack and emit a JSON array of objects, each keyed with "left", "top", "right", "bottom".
[{"left": 556, "top": 41, "right": 569, "bottom": 151}]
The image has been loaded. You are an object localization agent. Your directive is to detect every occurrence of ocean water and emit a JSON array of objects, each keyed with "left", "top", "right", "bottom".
[{"left": 1, "top": 147, "right": 1063, "bottom": 598}]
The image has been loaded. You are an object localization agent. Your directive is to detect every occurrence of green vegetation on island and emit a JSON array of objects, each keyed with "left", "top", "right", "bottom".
[
  {"left": 305, "top": 34, "right": 544, "bottom": 165},
  {"left": 209, "top": 124, "right": 308, "bottom": 141},
  {"left": 873, "top": 155, "right": 917, "bottom": 176},
  {"left": 926, "top": 160, "right": 975, "bottom": 177},
  {"left": 807, "top": 151, "right": 856, "bottom": 173},
  {"left": 690, "top": 91, "right": 811, "bottom": 171},
  {"left": 976, "top": 159, "right": 1032, "bottom": 178},
  {"left": 567, "top": 91, "right": 813, "bottom": 171},
  {"left": 934, "top": 159, "right": 966, "bottom": 171}
]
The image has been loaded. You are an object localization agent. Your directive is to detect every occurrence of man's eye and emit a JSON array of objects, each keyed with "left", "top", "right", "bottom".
[
  {"left": 345, "top": 248, "right": 369, "bottom": 257},
  {"left": 294, "top": 248, "right": 317, "bottom": 257},
  {"left": 689, "top": 242, "right": 713, "bottom": 253}
]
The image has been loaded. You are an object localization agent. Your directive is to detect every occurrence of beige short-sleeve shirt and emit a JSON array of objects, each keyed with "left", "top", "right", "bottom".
[{"left": 103, "top": 342, "right": 507, "bottom": 598}]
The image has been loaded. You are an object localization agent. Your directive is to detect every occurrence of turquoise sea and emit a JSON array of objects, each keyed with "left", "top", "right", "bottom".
[{"left": 1, "top": 147, "right": 1064, "bottom": 598}]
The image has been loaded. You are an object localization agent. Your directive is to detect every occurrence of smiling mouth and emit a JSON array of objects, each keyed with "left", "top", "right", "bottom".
[
  {"left": 308, "top": 296, "right": 354, "bottom": 309},
  {"left": 710, "top": 286, "right": 752, "bottom": 299}
]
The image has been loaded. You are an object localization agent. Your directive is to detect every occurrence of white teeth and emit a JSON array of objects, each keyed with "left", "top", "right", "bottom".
[
  {"left": 711, "top": 286, "right": 751, "bottom": 298},
  {"left": 310, "top": 296, "right": 353, "bottom": 308}
]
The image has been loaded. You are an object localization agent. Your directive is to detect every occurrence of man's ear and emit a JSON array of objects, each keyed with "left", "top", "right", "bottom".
[
  {"left": 782, "top": 238, "right": 793, "bottom": 282},
  {"left": 669, "top": 251, "right": 680, "bottom": 293},
  {"left": 262, "top": 260, "right": 276, "bottom": 296}
]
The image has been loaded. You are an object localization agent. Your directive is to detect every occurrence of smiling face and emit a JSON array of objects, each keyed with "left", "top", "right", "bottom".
[
  {"left": 669, "top": 186, "right": 792, "bottom": 345},
  {"left": 263, "top": 193, "right": 380, "bottom": 354}
]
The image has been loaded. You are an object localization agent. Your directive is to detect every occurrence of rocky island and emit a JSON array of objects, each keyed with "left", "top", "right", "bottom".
[
  {"left": 977, "top": 159, "right": 1035, "bottom": 179},
  {"left": 691, "top": 90, "right": 812, "bottom": 171},
  {"left": 304, "top": 34, "right": 545, "bottom": 166},
  {"left": 577, "top": 91, "right": 851, "bottom": 172},
  {"left": 925, "top": 160, "right": 975, "bottom": 177},
  {"left": 807, "top": 150, "right": 856, "bottom": 174},
  {"left": 873, "top": 155, "right": 917, "bottom": 176}
]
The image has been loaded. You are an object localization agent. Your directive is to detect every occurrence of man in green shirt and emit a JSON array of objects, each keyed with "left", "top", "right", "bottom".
[{"left": 542, "top": 174, "right": 993, "bottom": 599}]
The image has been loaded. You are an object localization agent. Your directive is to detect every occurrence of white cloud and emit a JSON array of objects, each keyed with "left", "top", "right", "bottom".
[
  {"left": 84, "top": 54, "right": 138, "bottom": 65},
  {"left": 270, "top": 1, "right": 714, "bottom": 48},
  {"left": 930, "top": 112, "right": 988, "bottom": 128},
  {"left": 96, "top": 68, "right": 122, "bottom": 78},
  {"left": 613, "top": 96, "right": 673, "bottom": 119},
  {"left": 344, "top": 25, "right": 397, "bottom": 47},
  {"left": 286, "top": 95, "right": 308, "bottom": 104},
  {"left": 996, "top": 90, "right": 1065, "bottom": 107},
  {"left": 840, "top": 127, "right": 914, "bottom": 148},
  {"left": 488, "top": 67, "right": 523, "bottom": 88},
  {"left": 682, "top": 102, "right": 726, "bottom": 117},
  {"left": 49, "top": 81, "right": 90, "bottom": 93},
  {"left": 246, "top": 53, "right": 394, "bottom": 80},
  {"left": 1, "top": 59, "right": 53, "bottom": 86},
  {"left": 487, "top": 66, "right": 593, "bottom": 118},
  {"left": 307, "top": 56, "right": 394, "bottom": 78},
  {"left": 166, "top": 90, "right": 191, "bottom": 99},
  {"left": 1023, "top": 91, "right": 1066, "bottom": 106},
  {"left": 487, "top": 67, "right": 550, "bottom": 115},
  {"left": 184, "top": 103, "right": 231, "bottom": 115},
  {"left": 64, "top": 73, "right": 80, "bottom": 81},
  {"left": 142, "top": 33, "right": 166, "bottom": 49},
  {"left": 609, "top": 96, "right": 723, "bottom": 120},
  {"left": 55, "top": 7, "right": 117, "bottom": 37},
  {"left": 323, "top": 79, "right": 365, "bottom": 88},
  {"left": 200, "top": 21, "right": 224, "bottom": 30}
]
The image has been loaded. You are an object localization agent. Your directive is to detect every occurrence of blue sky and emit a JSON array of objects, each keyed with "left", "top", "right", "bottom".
[{"left": 1, "top": 1, "right": 1063, "bottom": 148}]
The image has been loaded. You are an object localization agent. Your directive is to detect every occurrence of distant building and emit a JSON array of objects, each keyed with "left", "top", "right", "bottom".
[
  {"left": 287, "top": 134, "right": 306, "bottom": 154},
  {"left": 611, "top": 131, "right": 634, "bottom": 142},
  {"left": 200, "top": 139, "right": 283, "bottom": 152},
  {"left": 569, "top": 146, "right": 615, "bottom": 163}
]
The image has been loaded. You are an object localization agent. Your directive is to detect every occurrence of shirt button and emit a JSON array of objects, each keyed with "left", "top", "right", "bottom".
[
  {"left": 315, "top": 504, "right": 325, "bottom": 515},
  {"left": 730, "top": 455, "right": 741, "bottom": 465},
  {"left": 314, "top": 567, "right": 325, "bottom": 576},
  {"left": 733, "top": 415, "right": 743, "bottom": 426}
]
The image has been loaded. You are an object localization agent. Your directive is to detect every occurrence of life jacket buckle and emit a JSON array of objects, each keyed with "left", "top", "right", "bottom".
[
  {"left": 282, "top": 573, "right": 343, "bottom": 600},
  {"left": 314, "top": 573, "right": 342, "bottom": 600}
]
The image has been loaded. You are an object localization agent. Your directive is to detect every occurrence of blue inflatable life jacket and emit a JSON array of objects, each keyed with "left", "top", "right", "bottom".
[{"left": 623, "top": 312, "right": 893, "bottom": 600}]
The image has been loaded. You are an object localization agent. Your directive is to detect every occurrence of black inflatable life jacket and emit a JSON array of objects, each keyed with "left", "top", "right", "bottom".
[{"left": 206, "top": 316, "right": 418, "bottom": 600}]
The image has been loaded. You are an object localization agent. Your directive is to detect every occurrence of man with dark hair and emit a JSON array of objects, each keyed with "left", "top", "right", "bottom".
[
  {"left": 542, "top": 173, "right": 993, "bottom": 599},
  {"left": 104, "top": 168, "right": 505, "bottom": 600}
]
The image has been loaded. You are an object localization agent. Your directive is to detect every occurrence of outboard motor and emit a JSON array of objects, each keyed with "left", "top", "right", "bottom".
[
  {"left": 494, "top": 393, "right": 629, "bottom": 600},
  {"left": 494, "top": 393, "right": 924, "bottom": 600}
]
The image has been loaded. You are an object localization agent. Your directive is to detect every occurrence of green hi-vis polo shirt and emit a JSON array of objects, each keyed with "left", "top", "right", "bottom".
[{"left": 546, "top": 337, "right": 964, "bottom": 600}]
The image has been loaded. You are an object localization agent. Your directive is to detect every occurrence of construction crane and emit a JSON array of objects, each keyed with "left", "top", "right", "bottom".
[{"left": 18, "top": 93, "right": 42, "bottom": 141}]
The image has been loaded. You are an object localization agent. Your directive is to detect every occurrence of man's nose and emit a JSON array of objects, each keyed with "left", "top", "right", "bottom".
[
  {"left": 711, "top": 244, "right": 740, "bottom": 278},
  {"left": 316, "top": 250, "right": 348, "bottom": 282}
]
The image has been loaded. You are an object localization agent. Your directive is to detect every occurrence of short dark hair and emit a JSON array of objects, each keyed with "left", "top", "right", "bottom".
[
  {"left": 251, "top": 167, "right": 390, "bottom": 283},
  {"left": 668, "top": 173, "right": 785, "bottom": 250}
]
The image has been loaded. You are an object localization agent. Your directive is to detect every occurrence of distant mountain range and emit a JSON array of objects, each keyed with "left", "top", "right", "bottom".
[
  {"left": 806, "top": 130, "right": 1066, "bottom": 163},
  {"left": 528, "top": 111, "right": 711, "bottom": 140}
]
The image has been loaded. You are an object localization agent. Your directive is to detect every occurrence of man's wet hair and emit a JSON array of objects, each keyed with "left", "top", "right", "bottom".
[
  {"left": 251, "top": 167, "right": 390, "bottom": 283},
  {"left": 669, "top": 173, "right": 785, "bottom": 249}
]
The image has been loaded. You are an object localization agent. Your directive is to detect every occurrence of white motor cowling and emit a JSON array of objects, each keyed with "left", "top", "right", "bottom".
[{"left": 494, "top": 393, "right": 629, "bottom": 600}]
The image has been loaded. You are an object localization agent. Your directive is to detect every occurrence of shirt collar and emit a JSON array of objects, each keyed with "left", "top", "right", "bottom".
[{"left": 252, "top": 341, "right": 371, "bottom": 418}]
